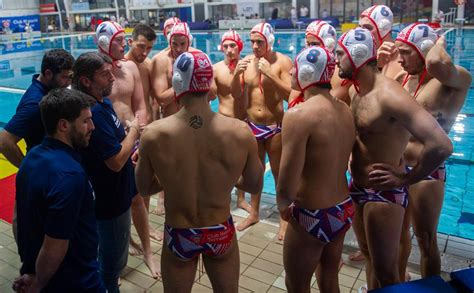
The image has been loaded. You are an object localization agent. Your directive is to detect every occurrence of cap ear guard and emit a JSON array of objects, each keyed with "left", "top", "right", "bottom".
[
  {"left": 267, "top": 33, "right": 275, "bottom": 49},
  {"left": 98, "top": 35, "right": 110, "bottom": 53},
  {"left": 324, "top": 37, "right": 336, "bottom": 52},
  {"left": 419, "top": 39, "right": 435, "bottom": 55},
  {"left": 350, "top": 44, "right": 370, "bottom": 62},
  {"left": 377, "top": 18, "right": 392, "bottom": 39}
]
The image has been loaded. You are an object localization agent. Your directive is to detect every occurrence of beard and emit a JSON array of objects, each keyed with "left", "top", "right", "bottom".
[
  {"left": 70, "top": 127, "right": 91, "bottom": 149},
  {"left": 338, "top": 67, "right": 353, "bottom": 79},
  {"left": 101, "top": 84, "right": 113, "bottom": 97},
  {"left": 49, "top": 75, "right": 68, "bottom": 89}
]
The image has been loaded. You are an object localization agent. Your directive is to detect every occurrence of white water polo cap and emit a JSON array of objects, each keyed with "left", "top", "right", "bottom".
[
  {"left": 338, "top": 28, "right": 376, "bottom": 75},
  {"left": 221, "top": 29, "right": 244, "bottom": 52},
  {"left": 164, "top": 17, "right": 180, "bottom": 37},
  {"left": 250, "top": 23, "right": 275, "bottom": 51},
  {"left": 396, "top": 23, "right": 439, "bottom": 60},
  {"left": 96, "top": 21, "right": 125, "bottom": 58},
  {"left": 294, "top": 46, "right": 335, "bottom": 92},
  {"left": 360, "top": 5, "right": 393, "bottom": 43},
  {"left": 169, "top": 22, "right": 193, "bottom": 49},
  {"left": 305, "top": 20, "right": 337, "bottom": 52},
  {"left": 172, "top": 51, "right": 213, "bottom": 100}
]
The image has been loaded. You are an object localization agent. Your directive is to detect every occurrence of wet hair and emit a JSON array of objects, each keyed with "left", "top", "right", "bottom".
[
  {"left": 132, "top": 24, "right": 157, "bottom": 41},
  {"left": 40, "top": 49, "right": 75, "bottom": 75},
  {"left": 72, "top": 52, "right": 112, "bottom": 92},
  {"left": 40, "top": 88, "right": 96, "bottom": 136}
]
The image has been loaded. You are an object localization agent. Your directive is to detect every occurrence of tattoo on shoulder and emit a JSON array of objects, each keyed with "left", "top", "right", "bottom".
[{"left": 189, "top": 115, "right": 203, "bottom": 129}]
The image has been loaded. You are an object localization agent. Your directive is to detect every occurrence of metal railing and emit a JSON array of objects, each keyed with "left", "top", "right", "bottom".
[{"left": 444, "top": 7, "right": 458, "bottom": 26}]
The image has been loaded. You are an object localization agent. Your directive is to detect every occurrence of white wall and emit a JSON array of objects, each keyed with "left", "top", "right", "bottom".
[{"left": 0, "top": 0, "right": 39, "bottom": 17}]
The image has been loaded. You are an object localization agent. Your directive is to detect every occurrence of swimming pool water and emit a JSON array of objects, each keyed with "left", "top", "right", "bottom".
[{"left": 1, "top": 28, "right": 473, "bottom": 239}]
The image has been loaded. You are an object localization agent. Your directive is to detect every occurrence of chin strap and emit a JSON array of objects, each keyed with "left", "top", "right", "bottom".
[
  {"left": 227, "top": 59, "right": 237, "bottom": 72},
  {"left": 288, "top": 92, "right": 304, "bottom": 108},
  {"left": 401, "top": 68, "right": 427, "bottom": 98},
  {"left": 99, "top": 47, "right": 127, "bottom": 68}
]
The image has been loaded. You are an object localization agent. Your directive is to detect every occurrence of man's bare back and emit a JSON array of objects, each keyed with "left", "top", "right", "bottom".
[
  {"left": 282, "top": 93, "right": 355, "bottom": 208},
  {"left": 141, "top": 109, "right": 261, "bottom": 227}
]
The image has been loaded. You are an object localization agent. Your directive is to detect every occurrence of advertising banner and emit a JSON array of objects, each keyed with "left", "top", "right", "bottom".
[
  {"left": 0, "top": 15, "right": 41, "bottom": 33},
  {"left": 0, "top": 40, "right": 44, "bottom": 55}
]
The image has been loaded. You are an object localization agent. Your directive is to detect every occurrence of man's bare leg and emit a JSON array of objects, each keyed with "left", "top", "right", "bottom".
[
  {"left": 283, "top": 216, "right": 324, "bottom": 293},
  {"left": 399, "top": 202, "right": 412, "bottom": 282},
  {"left": 143, "top": 195, "right": 163, "bottom": 241},
  {"left": 131, "top": 195, "right": 160, "bottom": 278},
  {"left": 316, "top": 231, "right": 347, "bottom": 293},
  {"left": 266, "top": 133, "right": 286, "bottom": 241},
  {"left": 161, "top": 244, "right": 198, "bottom": 293},
  {"left": 236, "top": 188, "right": 252, "bottom": 213},
  {"left": 410, "top": 180, "right": 444, "bottom": 277},
  {"left": 151, "top": 191, "right": 166, "bottom": 216},
  {"left": 236, "top": 142, "right": 266, "bottom": 231},
  {"left": 364, "top": 202, "right": 405, "bottom": 289},
  {"left": 202, "top": 234, "right": 240, "bottom": 293},
  {"left": 129, "top": 236, "right": 143, "bottom": 256},
  {"left": 352, "top": 203, "right": 377, "bottom": 289},
  {"left": 236, "top": 192, "right": 261, "bottom": 231}
]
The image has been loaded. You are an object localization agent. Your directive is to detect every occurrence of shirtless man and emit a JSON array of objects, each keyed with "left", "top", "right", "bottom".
[
  {"left": 234, "top": 23, "right": 293, "bottom": 240},
  {"left": 288, "top": 20, "right": 352, "bottom": 107},
  {"left": 151, "top": 22, "right": 197, "bottom": 118},
  {"left": 126, "top": 24, "right": 157, "bottom": 123},
  {"left": 96, "top": 21, "right": 159, "bottom": 278},
  {"left": 208, "top": 29, "right": 252, "bottom": 213},
  {"left": 394, "top": 24, "right": 471, "bottom": 278},
  {"left": 147, "top": 16, "right": 180, "bottom": 120},
  {"left": 135, "top": 51, "right": 263, "bottom": 293},
  {"left": 211, "top": 29, "right": 247, "bottom": 119},
  {"left": 349, "top": 5, "right": 404, "bottom": 263},
  {"left": 336, "top": 28, "right": 452, "bottom": 289},
  {"left": 277, "top": 46, "right": 356, "bottom": 293},
  {"left": 125, "top": 23, "right": 164, "bottom": 254}
]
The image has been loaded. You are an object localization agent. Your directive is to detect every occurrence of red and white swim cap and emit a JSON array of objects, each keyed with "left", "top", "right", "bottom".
[
  {"left": 338, "top": 28, "right": 377, "bottom": 75},
  {"left": 172, "top": 51, "right": 213, "bottom": 100},
  {"left": 305, "top": 20, "right": 337, "bottom": 52},
  {"left": 250, "top": 23, "right": 275, "bottom": 51},
  {"left": 221, "top": 29, "right": 244, "bottom": 52},
  {"left": 294, "top": 46, "right": 335, "bottom": 92},
  {"left": 360, "top": 5, "right": 393, "bottom": 43},
  {"left": 163, "top": 17, "right": 180, "bottom": 37},
  {"left": 396, "top": 23, "right": 439, "bottom": 60},
  {"left": 169, "top": 22, "right": 193, "bottom": 49},
  {"left": 96, "top": 21, "right": 125, "bottom": 58}
]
